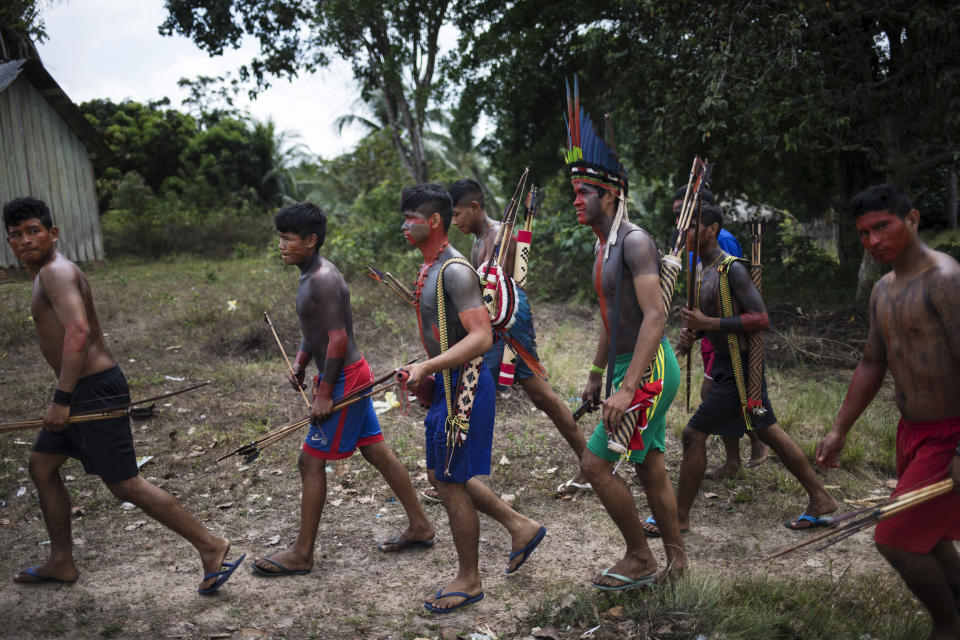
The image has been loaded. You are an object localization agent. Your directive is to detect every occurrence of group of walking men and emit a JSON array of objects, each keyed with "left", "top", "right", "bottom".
[{"left": 5, "top": 96, "right": 960, "bottom": 638}]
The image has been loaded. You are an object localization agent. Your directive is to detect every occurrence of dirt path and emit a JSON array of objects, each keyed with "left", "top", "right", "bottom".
[{"left": 0, "top": 276, "right": 901, "bottom": 640}]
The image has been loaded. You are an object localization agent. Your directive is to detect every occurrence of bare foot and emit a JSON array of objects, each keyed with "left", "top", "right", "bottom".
[
  {"left": 590, "top": 553, "right": 658, "bottom": 589},
  {"left": 13, "top": 560, "right": 79, "bottom": 584},
  {"left": 424, "top": 576, "right": 483, "bottom": 611},
  {"left": 198, "top": 537, "right": 233, "bottom": 591},
  {"left": 251, "top": 545, "right": 313, "bottom": 576},
  {"left": 506, "top": 521, "right": 546, "bottom": 573},
  {"left": 746, "top": 442, "right": 769, "bottom": 467},
  {"left": 705, "top": 461, "right": 741, "bottom": 479}
]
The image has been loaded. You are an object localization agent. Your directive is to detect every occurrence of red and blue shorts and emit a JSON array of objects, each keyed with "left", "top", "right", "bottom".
[
  {"left": 875, "top": 416, "right": 960, "bottom": 554},
  {"left": 302, "top": 357, "right": 384, "bottom": 460}
]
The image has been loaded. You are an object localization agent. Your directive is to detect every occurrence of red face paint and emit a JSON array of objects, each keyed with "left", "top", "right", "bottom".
[
  {"left": 402, "top": 211, "right": 431, "bottom": 246},
  {"left": 855, "top": 210, "right": 913, "bottom": 264}
]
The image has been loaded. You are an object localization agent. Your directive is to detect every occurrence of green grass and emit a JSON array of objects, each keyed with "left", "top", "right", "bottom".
[
  {"left": 530, "top": 570, "right": 928, "bottom": 639},
  {"left": 0, "top": 254, "right": 914, "bottom": 638}
]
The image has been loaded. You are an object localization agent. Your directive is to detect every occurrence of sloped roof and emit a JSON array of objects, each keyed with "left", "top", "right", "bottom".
[{"left": 0, "top": 58, "right": 115, "bottom": 169}]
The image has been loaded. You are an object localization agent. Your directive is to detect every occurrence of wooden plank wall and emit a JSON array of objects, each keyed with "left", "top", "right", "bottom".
[{"left": 0, "top": 75, "right": 103, "bottom": 268}]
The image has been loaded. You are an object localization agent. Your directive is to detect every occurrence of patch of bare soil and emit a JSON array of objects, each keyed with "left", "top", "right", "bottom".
[{"left": 0, "top": 288, "right": 900, "bottom": 640}]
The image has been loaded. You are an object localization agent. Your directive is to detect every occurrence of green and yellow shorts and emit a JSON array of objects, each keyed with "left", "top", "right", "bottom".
[{"left": 586, "top": 337, "right": 680, "bottom": 464}]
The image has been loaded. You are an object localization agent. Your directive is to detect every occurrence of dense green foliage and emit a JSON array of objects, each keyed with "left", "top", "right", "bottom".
[
  {"left": 80, "top": 98, "right": 304, "bottom": 257},
  {"left": 27, "top": 1, "right": 960, "bottom": 302}
]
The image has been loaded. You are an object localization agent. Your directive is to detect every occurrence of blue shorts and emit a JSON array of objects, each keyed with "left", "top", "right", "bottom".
[
  {"left": 303, "top": 357, "right": 384, "bottom": 460},
  {"left": 425, "top": 364, "right": 495, "bottom": 483}
]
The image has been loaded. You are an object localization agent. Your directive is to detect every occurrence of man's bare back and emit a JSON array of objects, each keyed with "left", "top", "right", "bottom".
[
  {"left": 31, "top": 253, "right": 115, "bottom": 379},
  {"left": 869, "top": 250, "right": 960, "bottom": 421}
]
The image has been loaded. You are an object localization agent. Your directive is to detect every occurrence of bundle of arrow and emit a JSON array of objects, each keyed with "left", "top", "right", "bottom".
[{"left": 765, "top": 478, "right": 955, "bottom": 561}]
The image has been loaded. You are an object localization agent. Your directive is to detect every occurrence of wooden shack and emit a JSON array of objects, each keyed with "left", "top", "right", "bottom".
[{"left": 0, "top": 58, "right": 114, "bottom": 268}]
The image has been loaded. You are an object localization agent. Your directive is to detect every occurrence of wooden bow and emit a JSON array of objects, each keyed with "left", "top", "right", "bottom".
[
  {"left": 217, "top": 359, "right": 417, "bottom": 464},
  {"left": 0, "top": 381, "right": 209, "bottom": 434}
]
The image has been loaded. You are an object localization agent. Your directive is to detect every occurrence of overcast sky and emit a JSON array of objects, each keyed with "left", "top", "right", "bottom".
[{"left": 36, "top": 0, "right": 366, "bottom": 158}]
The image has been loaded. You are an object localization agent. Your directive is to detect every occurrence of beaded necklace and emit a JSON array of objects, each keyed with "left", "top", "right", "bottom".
[{"left": 413, "top": 240, "right": 449, "bottom": 307}]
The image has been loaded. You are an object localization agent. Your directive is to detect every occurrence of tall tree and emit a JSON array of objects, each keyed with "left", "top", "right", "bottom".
[
  {"left": 160, "top": 0, "right": 451, "bottom": 183},
  {"left": 455, "top": 0, "right": 960, "bottom": 301}
]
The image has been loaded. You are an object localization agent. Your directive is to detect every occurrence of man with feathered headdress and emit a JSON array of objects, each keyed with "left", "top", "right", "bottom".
[{"left": 565, "top": 78, "right": 687, "bottom": 589}]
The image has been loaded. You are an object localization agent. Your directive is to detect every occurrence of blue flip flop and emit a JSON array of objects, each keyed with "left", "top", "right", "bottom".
[
  {"left": 505, "top": 525, "right": 546, "bottom": 574},
  {"left": 198, "top": 553, "right": 246, "bottom": 594},
  {"left": 423, "top": 590, "right": 484, "bottom": 613},
  {"left": 642, "top": 516, "right": 689, "bottom": 539},
  {"left": 14, "top": 566, "right": 76, "bottom": 584},
  {"left": 783, "top": 512, "right": 831, "bottom": 531},
  {"left": 591, "top": 567, "right": 658, "bottom": 592}
]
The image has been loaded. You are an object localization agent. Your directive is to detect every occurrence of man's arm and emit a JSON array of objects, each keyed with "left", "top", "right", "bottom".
[
  {"left": 308, "top": 271, "right": 350, "bottom": 423},
  {"left": 603, "top": 232, "right": 664, "bottom": 428},
  {"left": 41, "top": 263, "right": 90, "bottom": 430},
  {"left": 403, "top": 263, "right": 492, "bottom": 387},
  {"left": 682, "top": 260, "right": 769, "bottom": 334},
  {"left": 290, "top": 340, "right": 312, "bottom": 391},
  {"left": 815, "top": 285, "right": 888, "bottom": 468},
  {"left": 582, "top": 325, "right": 609, "bottom": 407}
]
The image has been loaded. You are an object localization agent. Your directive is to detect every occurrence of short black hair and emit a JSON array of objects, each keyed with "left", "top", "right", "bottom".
[
  {"left": 4, "top": 197, "right": 53, "bottom": 232},
  {"left": 274, "top": 202, "right": 327, "bottom": 250},
  {"left": 673, "top": 186, "right": 715, "bottom": 204},
  {"left": 699, "top": 203, "right": 724, "bottom": 230},
  {"left": 849, "top": 184, "right": 913, "bottom": 220},
  {"left": 401, "top": 183, "right": 453, "bottom": 231},
  {"left": 448, "top": 179, "right": 485, "bottom": 209}
]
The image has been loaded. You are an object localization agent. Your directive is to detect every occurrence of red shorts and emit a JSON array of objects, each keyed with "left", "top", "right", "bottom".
[
  {"left": 874, "top": 416, "right": 960, "bottom": 554},
  {"left": 701, "top": 337, "right": 716, "bottom": 380}
]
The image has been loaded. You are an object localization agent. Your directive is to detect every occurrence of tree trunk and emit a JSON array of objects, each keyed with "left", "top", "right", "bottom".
[
  {"left": 948, "top": 166, "right": 957, "bottom": 230},
  {"left": 855, "top": 250, "right": 882, "bottom": 306}
]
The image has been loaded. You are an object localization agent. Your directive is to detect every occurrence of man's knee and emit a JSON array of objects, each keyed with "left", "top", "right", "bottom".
[
  {"left": 633, "top": 450, "right": 665, "bottom": 482},
  {"left": 580, "top": 450, "right": 610, "bottom": 479},
  {"left": 28, "top": 453, "right": 66, "bottom": 486},
  {"left": 876, "top": 541, "right": 921, "bottom": 569},
  {"left": 105, "top": 476, "right": 144, "bottom": 503},
  {"left": 298, "top": 451, "right": 327, "bottom": 478},
  {"left": 681, "top": 426, "right": 706, "bottom": 451},
  {"left": 519, "top": 377, "right": 553, "bottom": 410}
]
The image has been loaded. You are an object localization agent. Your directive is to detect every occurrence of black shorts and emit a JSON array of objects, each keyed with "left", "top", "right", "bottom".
[
  {"left": 686, "top": 351, "right": 777, "bottom": 437},
  {"left": 33, "top": 366, "right": 138, "bottom": 483}
]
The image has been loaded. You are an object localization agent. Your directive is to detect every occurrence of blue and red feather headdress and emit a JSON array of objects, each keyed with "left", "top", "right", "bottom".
[{"left": 564, "top": 76, "right": 628, "bottom": 197}]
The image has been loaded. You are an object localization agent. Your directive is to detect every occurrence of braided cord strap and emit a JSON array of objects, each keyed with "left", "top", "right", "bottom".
[
  {"left": 718, "top": 256, "right": 753, "bottom": 430},
  {"left": 437, "top": 258, "right": 483, "bottom": 472},
  {"left": 746, "top": 264, "right": 766, "bottom": 417}
]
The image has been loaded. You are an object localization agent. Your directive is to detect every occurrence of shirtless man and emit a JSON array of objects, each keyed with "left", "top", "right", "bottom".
[
  {"left": 4, "top": 196, "right": 244, "bottom": 594},
  {"left": 558, "top": 90, "right": 687, "bottom": 589},
  {"left": 448, "top": 178, "right": 589, "bottom": 496},
  {"left": 667, "top": 187, "right": 767, "bottom": 477},
  {"left": 398, "top": 184, "right": 545, "bottom": 613},
  {"left": 815, "top": 184, "right": 960, "bottom": 640},
  {"left": 661, "top": 203, "right": 836, "bottom": 537},
  {"left": 252, "top": 202, "right": 434, "bottom": 576}
]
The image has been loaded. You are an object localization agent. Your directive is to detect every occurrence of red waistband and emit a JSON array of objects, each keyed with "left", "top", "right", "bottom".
[{"left": 899, "top": 415, "right": 960, "bottom": 431}]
